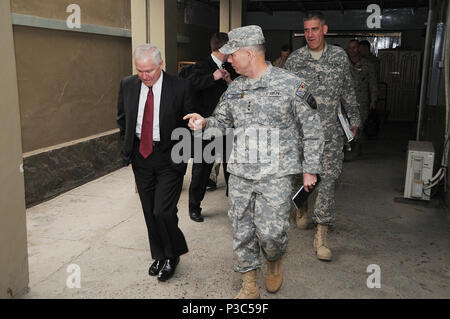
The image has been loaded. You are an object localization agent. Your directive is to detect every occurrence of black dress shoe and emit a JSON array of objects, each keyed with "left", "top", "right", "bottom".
[
  {"left": 157, "top": 257, "right": 180, "bottom": 282},
  {"left": 189, "top": 211, "right": 204, "bottom": 222},
  {"left": 148, "top": 260, "right": 164, "bottom": 276},
  {"left": 206, "top": 179, "right": 217, "bottom": 191}
]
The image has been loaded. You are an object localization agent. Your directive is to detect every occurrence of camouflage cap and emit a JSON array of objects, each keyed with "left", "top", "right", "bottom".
[{"left": 219, "top": 25, "right": 265, "bottom": 55}]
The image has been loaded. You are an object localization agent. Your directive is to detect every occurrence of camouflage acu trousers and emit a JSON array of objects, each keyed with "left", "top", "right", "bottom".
[
  {"left": 297, "top": 133, "right": 343, "bottom": 227},
  {"left": 356, "top": 102, "right": 370, "bottom": 142},
  {"left": 228, "top": 174, "right": 293, "bottom": 273}
]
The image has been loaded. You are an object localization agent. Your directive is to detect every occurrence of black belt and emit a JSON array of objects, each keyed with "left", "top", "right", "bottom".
[{"left": 135, "top": 135, "right": 161, "bottom": 148}]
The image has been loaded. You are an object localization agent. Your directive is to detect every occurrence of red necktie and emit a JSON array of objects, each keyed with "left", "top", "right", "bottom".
[{"left": 139, "top": 87, "right": 154, "bottom": 158}]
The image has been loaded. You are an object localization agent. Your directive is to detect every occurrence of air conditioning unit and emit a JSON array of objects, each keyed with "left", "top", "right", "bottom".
[{"left": 404, "top": 141, "right": 435, "bottom": 201}]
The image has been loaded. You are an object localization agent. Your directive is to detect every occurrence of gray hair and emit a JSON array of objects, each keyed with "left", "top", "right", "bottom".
[
  {"left": 242, "top": 44, "right": 266, "bottom": 55},
  {"left": 303, "top": 11, "right": 326, "bottom": 25},
  {"left": 133, "top": 44, "right": 162, "bottom": 65}
]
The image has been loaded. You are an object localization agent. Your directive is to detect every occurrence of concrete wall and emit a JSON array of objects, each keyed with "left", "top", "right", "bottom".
[
  {"left": 0, "top": 0, "right": 29, "bottom": 298},
  {"left": 11, "top": 0, "right": 132, "bottom": 152},
  {"left": 14, "top": 26, "right": 131, "bottom": 153},
  {"left": 11, "top": 0, "right": 131, "bottom": 29},
  {"left": 10, "top": 0, "right": 132, "bottom": 206}
]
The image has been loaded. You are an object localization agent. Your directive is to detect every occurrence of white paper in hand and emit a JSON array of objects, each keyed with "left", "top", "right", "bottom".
[{"left": 337, "top": 105, "right": 354, "bottom": 142}]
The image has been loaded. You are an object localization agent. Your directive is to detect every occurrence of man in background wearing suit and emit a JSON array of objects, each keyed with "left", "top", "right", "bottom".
[
  {"left": 117, "top": 44, "right": 195, "bottom": 282},
  {"left": 186, "top": 32, "right": 237, "bottom": 222}
]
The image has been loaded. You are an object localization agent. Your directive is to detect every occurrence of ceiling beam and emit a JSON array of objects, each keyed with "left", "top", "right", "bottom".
[
  {"left": 413, "top": 0, "right": 420, "bottom": 14},
  {"left": 337, "top": 0, "right": 345, "bottom": 14},
  {"left": 255, "top": 1, "right": 273, "bottom": 15},
  {"left": 289, "top": 0, "right": 307, "bottom": 12}
]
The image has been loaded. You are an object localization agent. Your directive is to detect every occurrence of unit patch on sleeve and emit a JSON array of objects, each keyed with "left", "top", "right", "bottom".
[
  {"left": 296, "top": 82, "right": 317, "bottom": 109},
  {"left": 296, "top": 82, "right": 308, "bottom": 98}
]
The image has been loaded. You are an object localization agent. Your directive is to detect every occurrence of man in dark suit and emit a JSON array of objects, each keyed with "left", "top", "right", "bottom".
[
  {"left": 186, "top": 32, "right": 237, "bottom": 223},
  {"left": 117, "top": 44, "right": 195, "bottom": 282}
]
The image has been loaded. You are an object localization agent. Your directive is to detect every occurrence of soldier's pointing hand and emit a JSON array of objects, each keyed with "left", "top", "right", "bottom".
[{"left": 183, "top": 113, "right": 206, "bottom": 130}]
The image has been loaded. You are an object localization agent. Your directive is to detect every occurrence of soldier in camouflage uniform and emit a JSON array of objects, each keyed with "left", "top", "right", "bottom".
[
  {"left": 284, "top": 12, "right": 360, "bottom": 261},
  {"left": 359, "top": 40, "right": 381, "bottom": 82},
  {"left": 184, "top": 25, "right": 324, "bottom": 298},
  {"left": 347, "top": 40, "right": 378, "bottom": 154}
]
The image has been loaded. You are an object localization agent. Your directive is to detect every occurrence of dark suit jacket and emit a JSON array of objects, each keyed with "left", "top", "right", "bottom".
[
  {"left": 116, "top": 72, "right": 195, "bottom": 173},
  {"left": 187, "top": 56, "right": 238, "bottom": 117}
]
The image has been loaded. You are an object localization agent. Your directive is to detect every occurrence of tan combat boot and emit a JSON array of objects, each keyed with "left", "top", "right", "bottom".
[
  {"left": 313, "top": 224, "right": 332, "bottom": 261},
  {"left": 265, "top": 258, "right": 283, "bottom": 293},
  {"left": 295, "top": 209, "right": 309, "bottom": 230},
  {"left": 235, "top": 270, "right": 260, "bottom": 299}
]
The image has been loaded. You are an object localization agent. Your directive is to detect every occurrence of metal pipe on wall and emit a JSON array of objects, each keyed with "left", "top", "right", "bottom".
[
  {"left": 444, "top": 1, "right": 449, "bottom": 150},
  {"left": 416, "top": 0, "right": 434, "bottom": 141},
  {"left": 443, "top": 0, "right": 449, "bottom": 192}
]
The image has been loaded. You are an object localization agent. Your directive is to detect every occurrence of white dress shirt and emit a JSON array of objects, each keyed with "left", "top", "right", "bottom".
[
  {"left": 136, "top": 72, "right": 163, "bottom": 141},
  {"left": 211, "top": 53, "right": 223, "bottom": 69}
]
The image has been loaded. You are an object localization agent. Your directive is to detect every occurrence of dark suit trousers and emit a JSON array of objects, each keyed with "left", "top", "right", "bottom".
[
  {"left": 131, "top": 138, "right": 188, "bottom": 260},
  {"left": 188, "top": 137, "right": 230, "bottom": 214}
]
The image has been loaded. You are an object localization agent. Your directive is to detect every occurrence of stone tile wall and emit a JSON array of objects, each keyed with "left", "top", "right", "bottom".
[{"left": 24, "top": 132, "right": 123, "bottom": 207}]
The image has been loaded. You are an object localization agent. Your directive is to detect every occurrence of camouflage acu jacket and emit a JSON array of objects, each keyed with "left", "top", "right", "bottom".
[
  {"left": 205, "top": 64, "right": 324, "bottom": 180},
  {"left": 350, "top": 57, "right": 378, "bottom": 106},
  {"left": 284, "top": 43, "right": 361, "bottom": 140}
]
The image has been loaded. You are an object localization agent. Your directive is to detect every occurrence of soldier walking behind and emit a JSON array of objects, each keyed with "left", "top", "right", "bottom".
[
  {"left": 347, "top": 39, "right": 378, "bottom": 155},
  {"left": 359, "top": 40, "right": 381, "bottom": 82},
  {"left": 284, "top": 12, "right": 361, "bottom": 261}
]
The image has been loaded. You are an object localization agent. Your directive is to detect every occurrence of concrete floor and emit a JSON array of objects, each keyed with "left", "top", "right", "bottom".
[{"left": 22, "top": 122, "right": 450, "bottom": 299}]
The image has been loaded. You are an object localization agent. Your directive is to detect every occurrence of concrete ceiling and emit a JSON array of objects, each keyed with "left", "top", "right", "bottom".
[{"left": 197, "top": 0, "right": 428, "bottom": 13}]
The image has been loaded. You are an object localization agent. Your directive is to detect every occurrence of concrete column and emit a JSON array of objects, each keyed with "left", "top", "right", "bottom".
[
  {"left": 131, "top": 0, "right": 177, "bottom": 75},
  {"left": 159, "top": 0, "right": 177, "bottom": 75},
  {"left": 131, "top": 0, "right": 147, "bottom": 74},
  {"left": 230, "top": 0, "right": 246, "bottom": 30},
  {"left": 0, "top": 0, "right": 29, "bottom": 298},
  {"left": 220, "top": 0, "right": 231, "bottom": 32},
  {"left": 220, "top": 0, "right": 246, "bottom": 32}
]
